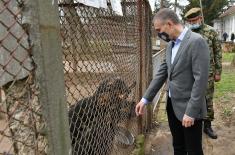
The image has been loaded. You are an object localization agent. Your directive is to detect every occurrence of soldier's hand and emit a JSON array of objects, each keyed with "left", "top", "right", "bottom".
[
  {"left": 214, "top": 74, "right": 221, "bottom": 82},
  {"left": 135, "top": 101, "right": 145, "bottom": 116}
]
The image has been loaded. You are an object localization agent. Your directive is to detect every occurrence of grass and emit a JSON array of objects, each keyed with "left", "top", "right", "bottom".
[
  {"left": 214, "top": 57, "right": 235, "bottom": 119},
  {"left": 131, "top": 134, "right": 145, "bottom": 155},
  {"left": 215, "top": 52, "right": 235, "bottom": 98},
  {"left": 222, "top": 52, "right": 235, "bottom": 62},
  {"left": 214, "top": 69, "right": 235, "bottom": 99},
  {"left": 222, "top": 107, "right": 233, "bottom": 117}
]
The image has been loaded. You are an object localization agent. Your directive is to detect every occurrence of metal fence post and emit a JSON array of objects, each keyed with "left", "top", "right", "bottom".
[
  {"left": 137, "top": 0, "right": 144, "bottom": 134},
  {"left": 137, "top": 0, "right": 153, "bottom": 133},
  {"left": 27, "top": 0, "right": 71, "bottom": 154},
  {"left": 144, "top": 1, "right": 153, "bottom": 132}
]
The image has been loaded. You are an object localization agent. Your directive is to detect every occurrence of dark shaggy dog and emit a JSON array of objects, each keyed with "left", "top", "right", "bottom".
[{"left": 69, "top": 78, "right": 136, "bottom": 155}]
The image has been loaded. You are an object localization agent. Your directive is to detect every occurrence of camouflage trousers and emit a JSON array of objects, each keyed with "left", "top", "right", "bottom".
[
  {"left": 2, "top": 76, "right": 48, "bottom": 155},
  {"left": 205, "top": 80, "right": 215, "bottom": 121}
]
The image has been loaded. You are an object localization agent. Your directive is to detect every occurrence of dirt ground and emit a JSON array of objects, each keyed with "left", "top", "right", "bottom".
[{"left": 145, "top": 64, "right": 235, "bottom": 155}]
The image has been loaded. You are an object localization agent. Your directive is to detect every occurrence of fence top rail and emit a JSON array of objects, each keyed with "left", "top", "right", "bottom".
[{"left": 152, "top": 48, "right": 166, "bottom": 58}]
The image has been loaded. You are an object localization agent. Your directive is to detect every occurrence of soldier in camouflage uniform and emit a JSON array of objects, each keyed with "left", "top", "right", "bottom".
[{"left": 185, "top": 8, "right": 222, "bottom": 139}]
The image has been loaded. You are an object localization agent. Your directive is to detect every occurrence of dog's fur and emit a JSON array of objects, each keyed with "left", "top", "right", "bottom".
[{"left": 69, "top": 78, "right": 136, "bottom": 155}]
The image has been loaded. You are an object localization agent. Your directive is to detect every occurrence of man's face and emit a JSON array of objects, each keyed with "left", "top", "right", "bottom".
[
  {"left": 186, "top": 16, "right": 202, "bottom": 25},
  {"left": 186, "top": 16, "right": 203, "bottom": 30},
  {"left": 154, "top": 19, "right": 174, "bottom": 42}
]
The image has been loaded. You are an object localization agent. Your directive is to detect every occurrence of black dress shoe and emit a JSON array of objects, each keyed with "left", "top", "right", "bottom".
[
  {"left": 204, "top": 127, "right": 218, "bottom": 139},
  {"left": 204, "top": 120, "right": 218, "bottom": 139}
]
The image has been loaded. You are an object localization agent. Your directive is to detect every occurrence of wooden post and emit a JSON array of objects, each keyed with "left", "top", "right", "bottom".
[{"left": 27, "top": 0, "right": 71, "bottom": 154}]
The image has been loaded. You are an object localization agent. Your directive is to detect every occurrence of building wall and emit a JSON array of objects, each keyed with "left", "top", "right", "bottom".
[
  {"left": 222, "top": 14, "right": 235, "bottom": 41},
  {"left": 213, "top": 20, "right": 222, "bottom": 40},
  {"left": 214, "top": 14, "right": 235, "bottom": 42}
]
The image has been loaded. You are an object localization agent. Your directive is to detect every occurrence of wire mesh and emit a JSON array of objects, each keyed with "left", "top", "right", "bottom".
[
  {"left": 58, "top": 0, "right": 143, "bottom": 154},
  {"left": 0, "top": 0, "right": 48, "bottom": 154}
]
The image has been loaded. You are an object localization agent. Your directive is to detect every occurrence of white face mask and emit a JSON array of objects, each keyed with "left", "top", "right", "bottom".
[{"left": 188, "top": 23, "right": 202, "bottom": 30}]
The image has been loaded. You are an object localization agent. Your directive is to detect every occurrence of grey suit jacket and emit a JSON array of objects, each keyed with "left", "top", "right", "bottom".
[{"left": 143, "top": 29, "right": 210, "bottom": 121}]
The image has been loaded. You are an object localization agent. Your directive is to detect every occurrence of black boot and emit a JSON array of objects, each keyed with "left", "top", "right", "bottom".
[{"left": 204, "top": 120, "right": 218, "bottom": 139}]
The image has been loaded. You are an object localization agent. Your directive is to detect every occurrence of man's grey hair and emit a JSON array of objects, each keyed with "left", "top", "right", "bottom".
[{"left": 153, "top": 8, "right": 180, "bottom": 24}]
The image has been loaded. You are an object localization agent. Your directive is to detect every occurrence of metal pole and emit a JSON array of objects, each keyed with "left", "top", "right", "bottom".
[
  {"left": 144, "top": 1, "right": 153, "bottom": 132},
  {"left": 160, "top": 0, "right": 163, "bottom": 8},
  {"left": 199, "top": 0, "right": 205, "bottom": 24},
  {"left": 159, "top": 0, "right": 166, "bottom": 50},
  {"left": 174, "top": 0, "right": 177, "bottom": 12},
  {"left": 137, "top": 0, "right": 143, "bottom": 134}
]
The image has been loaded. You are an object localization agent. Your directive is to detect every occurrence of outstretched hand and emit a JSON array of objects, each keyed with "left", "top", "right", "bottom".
[{"left": 135, "top": 101, "right": 145, "bottom": 116}]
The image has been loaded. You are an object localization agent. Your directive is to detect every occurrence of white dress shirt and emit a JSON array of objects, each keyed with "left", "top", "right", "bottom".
[{"left": 169, "top": 27, "right": 188, "bottom": 97}]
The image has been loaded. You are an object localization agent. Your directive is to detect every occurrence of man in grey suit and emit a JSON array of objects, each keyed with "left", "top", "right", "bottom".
[{"left": 135, "top": 8, "right": 209, "bottom": 155}]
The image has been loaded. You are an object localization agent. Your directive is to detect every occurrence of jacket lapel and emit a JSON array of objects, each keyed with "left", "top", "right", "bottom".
[{"left": 170, "top": 29, "right": 191, "bottom": 74}]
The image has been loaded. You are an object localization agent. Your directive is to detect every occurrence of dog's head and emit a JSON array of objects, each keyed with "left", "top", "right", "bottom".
[{"left": 94, "top": 77, "right": 136, "bottom": 101}]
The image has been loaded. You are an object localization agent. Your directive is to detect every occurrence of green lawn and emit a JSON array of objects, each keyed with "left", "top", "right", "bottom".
[
  {"left": 222, "top": 52, "right": 235, "bottom": 62},
  {"left": 214, "top": 56, "right": 235, "bottom": 118},
  {"left": 215, "top": 52, "right": 235, "bottom": 99},
  {"left": 214, "top": 68, "right": 235, "bottom": 99}
]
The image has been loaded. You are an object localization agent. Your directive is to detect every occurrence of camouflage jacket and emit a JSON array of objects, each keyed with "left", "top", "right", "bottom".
[{"left": 193, "top": 24, "right": 222, "bottom": 80}]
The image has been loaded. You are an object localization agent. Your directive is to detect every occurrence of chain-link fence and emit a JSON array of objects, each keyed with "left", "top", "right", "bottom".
[
  {"left": 1, "top": 0, "right": 153, "bottom": 155},
  {"left": 0, "top": 0, "right": 48, "bottom": 154},
  {"left": 59, "top": 1, "right": 150, "bottom": 154}
]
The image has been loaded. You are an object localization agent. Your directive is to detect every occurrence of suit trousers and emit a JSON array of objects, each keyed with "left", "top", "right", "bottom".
[{"left": 167, "top": 97, "right": 204, "bottom": 155}]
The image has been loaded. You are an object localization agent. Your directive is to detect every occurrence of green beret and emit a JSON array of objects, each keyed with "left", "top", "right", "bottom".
[{"left": 184, "top": 7, "right": 201, "bottom": 19}]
